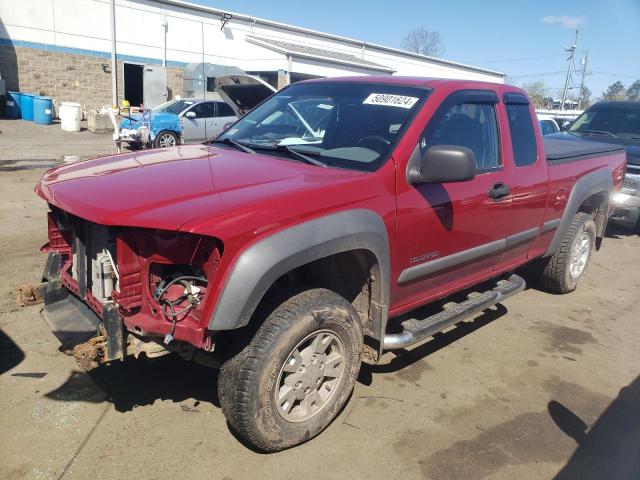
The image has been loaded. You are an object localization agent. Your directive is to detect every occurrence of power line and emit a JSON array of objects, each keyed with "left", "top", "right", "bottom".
[
  {"left": 591, "top": 71, "right": 640, "bottom": 79},
  {"left": 510, "top": 71, "right": 566, "bottom": 78}
]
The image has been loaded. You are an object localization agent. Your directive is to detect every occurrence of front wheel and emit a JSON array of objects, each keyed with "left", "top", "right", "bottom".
[
  {"left": 153, "top": 131, "right": 179, "bottom": 148},
  {"left": 538, "top": 212, "right": 596, "bottom": 293},
  {"left": 218, "top": 288, "right": 363, "bottom": 452}
]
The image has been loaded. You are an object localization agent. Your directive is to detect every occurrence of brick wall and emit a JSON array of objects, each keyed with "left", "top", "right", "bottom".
[{"left": 1, "top": 44, "right": 184, "bottom": 113}]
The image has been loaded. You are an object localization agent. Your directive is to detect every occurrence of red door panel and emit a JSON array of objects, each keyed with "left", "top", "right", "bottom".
[{"left": 392, "top": 170, "right": 510, "bottom": 312}]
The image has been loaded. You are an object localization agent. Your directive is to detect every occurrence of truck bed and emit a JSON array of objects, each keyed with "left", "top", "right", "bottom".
[{"left": 544, "top": 137, "right": 625, "bottom": 164}]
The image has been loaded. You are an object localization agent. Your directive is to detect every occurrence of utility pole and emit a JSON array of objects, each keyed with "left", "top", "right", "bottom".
[
  {"left": 110, "top": 0, "right": 118, "bottom": 107},
  {"left": 577, "top": 50, "right": 589, "bottom": 110},
  {"left": 560, "top": 29, "right": 578, "bottom": 111}
]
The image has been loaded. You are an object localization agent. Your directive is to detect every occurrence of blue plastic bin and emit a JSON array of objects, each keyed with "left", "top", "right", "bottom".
[
  {"left": 33, "top": 96, "right": 54, "bottom": 125},
  {"left": 21, "top": 93, "right": 35, "bottom": 121},
  {"left": 6, "top": 91, "right": 22, "bottom": 119}
]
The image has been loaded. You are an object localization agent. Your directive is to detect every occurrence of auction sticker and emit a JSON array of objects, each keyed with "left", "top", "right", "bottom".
[{"left": 363, "top": 93, "right": 419, "bottom": 109}]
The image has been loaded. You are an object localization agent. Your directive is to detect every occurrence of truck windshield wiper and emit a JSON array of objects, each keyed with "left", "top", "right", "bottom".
[
  {"left": 211, "top": 138, "right": 255, "bottom": 154},
  {"left": 276, "top": 145, "right": 327, "bottom": 168},
  {"left": 578, "top": 129, "right": 617, "bottom": 138},
  {"left": 247, "top": 143, "right": 327, "bottom": 167}
]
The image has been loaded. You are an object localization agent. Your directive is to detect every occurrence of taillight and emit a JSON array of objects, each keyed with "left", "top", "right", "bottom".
[{"left": 613, "top": 164, "right": 626, "bottom": 190}]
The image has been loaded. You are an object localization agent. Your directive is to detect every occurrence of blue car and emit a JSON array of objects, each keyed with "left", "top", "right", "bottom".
[{"left": 118, "top": 98, "right": 237, "bottom": 148}]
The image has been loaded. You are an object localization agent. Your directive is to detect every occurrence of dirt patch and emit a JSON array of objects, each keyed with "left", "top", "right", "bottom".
[
  {"left": 531, "top": 321, "right": 598, "bottom": 355},
  {"left": 394, "top": 358, "right": 435, "bottom": 384}
]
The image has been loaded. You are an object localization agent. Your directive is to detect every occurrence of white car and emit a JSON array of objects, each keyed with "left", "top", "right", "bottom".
[
  {"left": 537, "top": 116, "right": 560, "bottom": 136},
  {"left": 119, "top": 98, "right": 238, "bottom": 148}
]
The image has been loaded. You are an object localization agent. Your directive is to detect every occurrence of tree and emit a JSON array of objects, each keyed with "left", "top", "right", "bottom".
[
  {"left": 626, "top": 80, "right": 640, "bottom": 101},
  {"left": 401, "top": 28, "right": 444, "bottom": 57},
  {"left": 602, "top": 81, "right": 626, "bottom": 100},
  {"left": 578, "top": 85, "right": 592, "bottom": 108},
  {"left": 522, "top": 81, "right": 547, "bottom": 108}
]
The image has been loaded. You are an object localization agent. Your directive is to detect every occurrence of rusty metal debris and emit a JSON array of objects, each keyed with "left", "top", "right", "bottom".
[
  {"left": 73, "top": 334, "right": 107, "bottom": 371},
  {"left": 71, "top": 328, "right": 221, "bottom": 372},
  {"left": 16, "top": 283, "right": 47, "bottom": 307}
]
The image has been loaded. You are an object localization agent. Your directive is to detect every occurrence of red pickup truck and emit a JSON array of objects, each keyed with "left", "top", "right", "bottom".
[{"left": 35, "top": 77, "right": 626, "bottom": 451}]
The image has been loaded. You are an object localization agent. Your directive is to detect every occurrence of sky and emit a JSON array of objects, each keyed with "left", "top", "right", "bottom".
[{"left": 193, "top": 0, "right": 640, "bottom": 100}]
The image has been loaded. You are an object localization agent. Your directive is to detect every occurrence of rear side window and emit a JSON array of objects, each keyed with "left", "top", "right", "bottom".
[
  {"left": 423, "top": 102, "right": 500, "bottom": 171},
  {"left": 216, "top": 102, "right": 235, "bottom": 117},
  {"left": 187, "top": 102, "right": 215, "bottom": 119},
  {"left": 506, "top": 103, "right": 538, "bottom": 166}
]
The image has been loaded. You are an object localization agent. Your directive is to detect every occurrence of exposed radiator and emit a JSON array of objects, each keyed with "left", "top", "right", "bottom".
[{"left": 71, "top": 220, "right": 117, "bottom": 304}]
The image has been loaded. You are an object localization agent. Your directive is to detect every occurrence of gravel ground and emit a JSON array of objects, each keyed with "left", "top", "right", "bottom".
[{"left": 0, "top": 166, "right": 638, "bottom": 480}]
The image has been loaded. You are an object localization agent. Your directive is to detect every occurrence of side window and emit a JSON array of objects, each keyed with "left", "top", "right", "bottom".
[
  {"left": 187, "top": 102, "right": 215, "bottom": 119},
  {"left": 540, "top": 120, "right": 552, "bottom": 135},
  {"left": 216, "top": 102, "right": 235, "bottom": 117},
  {"left": 506, "top": 103, "right": 538, "bottom": 166},
  {"left": 423, "top": 102, "right": 500, "bottom": 171}
]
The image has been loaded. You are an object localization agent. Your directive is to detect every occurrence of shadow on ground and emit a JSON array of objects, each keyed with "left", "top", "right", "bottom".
[
  {"left": 0, "top": 329, "right": 25, "bottom": 375},
  {"left": 45, "top": 355, "right": 219, "bottom": 412},
  {"left": 552, "top": 375, "right": 640, "bottom": 479},
  {"left": 359, "top": 303, "right": 508, "bottom": 384}
]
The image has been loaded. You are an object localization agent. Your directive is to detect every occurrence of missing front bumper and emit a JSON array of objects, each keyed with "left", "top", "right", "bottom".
[{"left": 40, "top": 252, "right": 125, "bottom": 365}]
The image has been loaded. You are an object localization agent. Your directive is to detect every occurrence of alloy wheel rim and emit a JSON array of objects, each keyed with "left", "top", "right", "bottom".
[
  {"left": 570, "top": 230, "right": 591, "bottom": 279},
  {"left": 275, "top": 330, "right": 345, "bottom": 422},
  {"left": 159, "top": 133, "right": 176, "bottom": 147}
]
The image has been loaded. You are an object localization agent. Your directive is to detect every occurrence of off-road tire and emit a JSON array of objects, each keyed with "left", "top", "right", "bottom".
[
  {"left": 538, "top": 212, "right": 596, "bottom": 293},
  {"left": 153, "top": 130, "right": 179, "bottom": 148},
  {"left": 218, "top": 288, "right": 363, "bottom": 452}
]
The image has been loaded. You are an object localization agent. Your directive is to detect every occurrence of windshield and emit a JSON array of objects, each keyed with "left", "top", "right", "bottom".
[
  {"left": 569, "top": 105, "right": 640, "bottom": 138},
  {"left": 218, "top": 82, "right": 429, "bottom": 171},
  {"left": 153, "top": 99, "right": 196, "bottom": 115}
]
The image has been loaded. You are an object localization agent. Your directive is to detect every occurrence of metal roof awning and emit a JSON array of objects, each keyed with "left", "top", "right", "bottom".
[{"left": 245, "top": 36, "right": 396, "bottom": 73}]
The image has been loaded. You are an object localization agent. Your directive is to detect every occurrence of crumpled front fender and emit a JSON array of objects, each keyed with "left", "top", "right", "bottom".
[{"left": 149, "top": 114, "right": 182, "bottom": 140}]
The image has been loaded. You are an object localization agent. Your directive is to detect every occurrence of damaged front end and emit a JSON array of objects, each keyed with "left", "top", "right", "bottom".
[{"left": 40, "top": 206, "right": 222, "bottom": 371}]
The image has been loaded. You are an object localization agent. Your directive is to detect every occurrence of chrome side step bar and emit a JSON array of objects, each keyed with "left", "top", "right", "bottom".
[{"left": 383, "top": 274, "right": 526, "bottom": 350}]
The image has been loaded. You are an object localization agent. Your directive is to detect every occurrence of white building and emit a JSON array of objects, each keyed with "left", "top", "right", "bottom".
[{"left": 0, "top": 0, "right": 504, "bottom": 110}]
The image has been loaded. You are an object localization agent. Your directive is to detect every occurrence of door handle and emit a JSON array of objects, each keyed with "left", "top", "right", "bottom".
[{"left": 488, "top": 183, "right": 511, "bottom": 201}]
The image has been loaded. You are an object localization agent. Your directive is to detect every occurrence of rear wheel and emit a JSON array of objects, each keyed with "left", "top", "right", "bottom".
[
  {"left": 538, "top": 212, "right": 596, "bottom": 293},
  {"left": 218, "top": 288, "right": 363, "bottom": 452},
  {"left": 154, "top": 131, "right": 179, "bottom": 148}
]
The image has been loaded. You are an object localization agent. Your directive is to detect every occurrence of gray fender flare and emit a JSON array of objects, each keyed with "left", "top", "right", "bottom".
[
  {"left": 543, "top": 168, "right": 612, "bottom": 257},
  {"left": 208, "top": 209, "right": 390, "bottom": 340}
]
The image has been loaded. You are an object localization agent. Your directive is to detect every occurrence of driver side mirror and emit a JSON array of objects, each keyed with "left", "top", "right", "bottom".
[
  {"left": 408, "top": 145, "right": 476, "bottom": 185},
  {"left": 184, "top": 111, "right": 196, "bottom": 119}
]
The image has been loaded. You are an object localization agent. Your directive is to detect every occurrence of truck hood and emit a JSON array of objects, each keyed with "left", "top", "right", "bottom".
[
  {"left": 547, "top": 131, "right": 640, "bottom": 166},
  {"left": 36, "top": 144, "right": 367, "bottom": 234}
]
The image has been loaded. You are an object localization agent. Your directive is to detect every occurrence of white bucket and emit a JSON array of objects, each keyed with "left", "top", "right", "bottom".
[{"left": 59, "top": 102, "right": 82, "bottom": 132}]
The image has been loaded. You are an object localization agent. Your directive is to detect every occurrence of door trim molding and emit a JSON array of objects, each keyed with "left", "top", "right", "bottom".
[
  {"left": 505, "top": 227, "right": 540, "bottom": 248},
  {"left": 397, "top": 226, "right": 541, "bottom": 285},
  {"left": 398, "top": 238, "right": 505, "bottom": 285},
  {"left": 542, "top": 218, "right": 561, "bottom": 233}
]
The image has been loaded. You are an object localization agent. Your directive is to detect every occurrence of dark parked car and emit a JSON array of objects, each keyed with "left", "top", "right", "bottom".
[{"left": 549, "top": 101, "right": 640, "bottom": 230}]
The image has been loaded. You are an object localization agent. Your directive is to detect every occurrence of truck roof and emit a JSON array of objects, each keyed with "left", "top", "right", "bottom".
[
  {"left": 588, "top": 100, "right": 640, "bottom": 109},
  {"left": 301, "top": 75, "right": 518, "bottom": 93}
]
